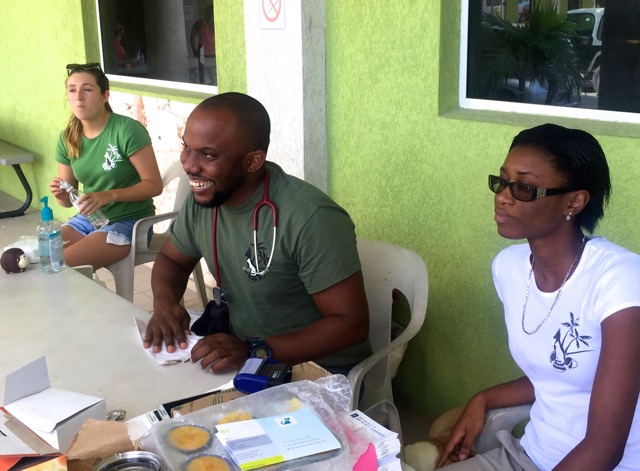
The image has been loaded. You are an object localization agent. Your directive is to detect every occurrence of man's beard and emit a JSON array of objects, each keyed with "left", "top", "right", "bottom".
[
  {"left": 195, "top": 164, "right": 246, "bottom": 208},
  {"left": 198, "top": 188, "right": 233, "bottom": 208}
]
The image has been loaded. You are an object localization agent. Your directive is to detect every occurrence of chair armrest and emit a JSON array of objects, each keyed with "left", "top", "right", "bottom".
[
  {"left": 346, "top": 324, "right": 418, "bottom": 410},
  {"left": 474, "top": 404, "right": 532, "bottom": 454},
  {"left": 131, "top": 211, "right": 179, "bottom": 251}
]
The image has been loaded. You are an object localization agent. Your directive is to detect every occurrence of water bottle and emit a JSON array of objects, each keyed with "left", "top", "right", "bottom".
[
  {"left": 59, "top": 180, "right": 110, "bottom": 229},
  {"left": 37, "top": 196, "right": 65, "bottom": 273}
]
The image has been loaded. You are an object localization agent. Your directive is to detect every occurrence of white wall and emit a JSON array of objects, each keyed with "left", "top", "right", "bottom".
[{"left": 244, "top": 0, "right": 327, "bottom": 190}]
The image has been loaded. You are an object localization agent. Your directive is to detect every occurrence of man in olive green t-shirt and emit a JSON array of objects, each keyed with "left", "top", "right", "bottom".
[{"left": 144, "top": 92, "right": 371, "bottom": 374}]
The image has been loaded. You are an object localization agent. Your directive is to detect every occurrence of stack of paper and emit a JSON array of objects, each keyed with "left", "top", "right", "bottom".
[{"left": 348, "top": 410, "right": 402, "bottom": 471}]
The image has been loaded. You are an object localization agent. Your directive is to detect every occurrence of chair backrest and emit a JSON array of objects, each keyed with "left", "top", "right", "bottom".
[
  {"left": 161, "top": 160, "right": 192, "bottom": 214},
  {"left": 104, "top": 160, "right": 209, "bottom": 305},
  {"left": 139, "top": 161, "right": 191, "bottom": 254},
  {"left": 350, "top": 238, "right": 429, "bottom": 402}
]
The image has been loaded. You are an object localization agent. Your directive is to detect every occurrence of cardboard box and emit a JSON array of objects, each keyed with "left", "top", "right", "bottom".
[
  {"left": 169, "top": 361, "right": 331, "bottom": 417},
  {"left": 3, "top": 358, "right": 106, "bottom": 453},
  {"left": 65, "top": 419, "right": 134, "bottom": 471},
  {"left": 124, "top": 361, "right": 331, "bottom": 443},
  {"left": 168, "top": 386, "right": 245, "bottom": 417},
  {"left": 0, "top": 455, "right": 67, "bottom": 471}
]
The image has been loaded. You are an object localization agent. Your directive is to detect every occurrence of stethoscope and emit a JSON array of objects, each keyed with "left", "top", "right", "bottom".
[{"left": 212, "top": 171, "right": 278, "bottom": 306}]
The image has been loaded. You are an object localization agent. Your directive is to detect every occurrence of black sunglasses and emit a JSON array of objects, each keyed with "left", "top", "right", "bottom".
[
  {"left": 66, "top": 63, "right": 103, "bottom": 75},
  {"left": 488, "top": 175, "right": 575, "bottom": 202}
]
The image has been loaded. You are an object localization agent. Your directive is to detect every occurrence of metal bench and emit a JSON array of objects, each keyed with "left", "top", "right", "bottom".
[{"left": 0, "top": 140, "right": 34, "bottom": 218}]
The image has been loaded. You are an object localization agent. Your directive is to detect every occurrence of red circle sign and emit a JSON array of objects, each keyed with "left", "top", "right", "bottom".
[{"left": 262, "top": 0, "right": 282, "bottom": 23}]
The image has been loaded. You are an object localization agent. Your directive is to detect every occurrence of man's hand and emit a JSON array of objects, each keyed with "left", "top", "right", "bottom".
[
  {"left": 144, "top": 302, "right": 191, "bottom": 353},
  {"left": 191, "top": 334, "right": 250, "bottom": 372},
  {"left": 147, "top": 242, "right": 201, "bottom": 353}
]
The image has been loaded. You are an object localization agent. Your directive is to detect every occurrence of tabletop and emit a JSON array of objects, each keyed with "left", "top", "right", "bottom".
[
  {"left": 0, "top": 266, "right": 234, "bottom": 419},
  {"left": 0, "top": 140, "right": 33, "bottom": 165}
]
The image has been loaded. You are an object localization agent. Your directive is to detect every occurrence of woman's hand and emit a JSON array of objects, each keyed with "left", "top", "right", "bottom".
[
  {"left": 49, "top": 176, "right": 74, "bottom": 208},
  {"left": 436, "top": 396, "right": 486, "bottom": 467},
  {"left": 49, "top": 177, "right": 66, "bottom": 198},
  {"left": 52, "top": 164, "right": 77, "bottom": 208},
  {"left": 75, "top": 190, "right": 113, "bottom": 215}
]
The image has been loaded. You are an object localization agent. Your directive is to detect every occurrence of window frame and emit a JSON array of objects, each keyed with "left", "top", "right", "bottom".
[{"left": 95, "top": 0, "right": 218, "bottom": 95}]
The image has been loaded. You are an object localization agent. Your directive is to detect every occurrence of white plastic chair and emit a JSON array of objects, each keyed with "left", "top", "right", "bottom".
[
  {"left": 474, "top": 404, "right": 532, "bottom": 453},
  {"left": 347, "top": 238, "right": 429, "bottom": 452},
  {"left": 71, "top": 264, "right": 94, "bottom": 279},
  {"left": 104, "top": 161, "right": 208, "bottom": 307}
]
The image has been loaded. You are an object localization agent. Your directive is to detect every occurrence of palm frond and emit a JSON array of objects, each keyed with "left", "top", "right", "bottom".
[{"left": 478, "top": 4, "right": 583, "bottom": 104}]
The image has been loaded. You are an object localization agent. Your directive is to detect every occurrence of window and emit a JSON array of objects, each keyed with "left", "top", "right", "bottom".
[
  {"left": 97, "top": 0, "right": 217, "bottom": 91},
  {"left": 461, "top": 1, "right": 640, "bottom": 124}
]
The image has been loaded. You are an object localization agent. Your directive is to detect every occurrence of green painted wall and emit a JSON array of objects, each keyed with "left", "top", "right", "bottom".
[
  {"left": 0, "top": 1, "right": 85, "bottom": 220},
  {"left": 0, "top": 0, "right": 245, "bottom": 221},
  {"left": 324, "top": 0, "right": 640, "bottom": 422},
  {"left": 2, "top": 0, "right": 640, "bottom": 424}
]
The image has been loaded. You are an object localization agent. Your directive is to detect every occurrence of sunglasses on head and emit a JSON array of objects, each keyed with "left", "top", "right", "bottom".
[
  {"left": 66, "top": 63, "right": 102, "bottom": 76},
  {"left": 488, "top": 175, "right": 575, "bottom": 202}
]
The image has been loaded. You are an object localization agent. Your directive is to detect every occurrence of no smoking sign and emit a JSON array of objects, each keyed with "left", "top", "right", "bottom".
[{"left": 260, "top": 0, "right": 285, "bottom": 30}]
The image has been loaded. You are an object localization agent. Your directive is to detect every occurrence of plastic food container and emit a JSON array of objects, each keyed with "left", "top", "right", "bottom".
[{"left": 93, "top": 451, "right": 163, "bottom": 471}]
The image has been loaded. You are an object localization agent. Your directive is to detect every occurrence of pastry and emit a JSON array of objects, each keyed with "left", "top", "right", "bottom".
[
  {"left": 184, "top": 455, "right": 232, "bottom": 471},
  {"left": 217, "top": 410, "right": 253, "bottom": 425},
  {"left": 286, "top": 398, "right": 303, "bottom": 412},
  {"left": 167, "top": 424, "right": 212, "bottom": 453}
]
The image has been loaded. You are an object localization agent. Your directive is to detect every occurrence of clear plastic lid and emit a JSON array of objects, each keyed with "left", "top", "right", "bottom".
[
  {"left": 93, "top": 451, "right": 163, "bottom": 471},
  {"left": 59, "top": 180, "right": 73, "bottom": 192}
]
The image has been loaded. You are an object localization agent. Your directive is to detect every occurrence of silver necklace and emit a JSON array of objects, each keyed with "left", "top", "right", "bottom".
[{"left": 521, "top": 236, "right": 587, "bottom": 335}]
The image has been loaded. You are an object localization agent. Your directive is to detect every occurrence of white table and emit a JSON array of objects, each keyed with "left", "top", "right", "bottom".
[
  {"left": 0, "top": 266, "right": 234, "bottom": 419},
  {"left": 0, "top": 268, "right": 419, "bottom": 470},
  {"left": 0, "top": 140, "right": 33, "bottom": 218}
]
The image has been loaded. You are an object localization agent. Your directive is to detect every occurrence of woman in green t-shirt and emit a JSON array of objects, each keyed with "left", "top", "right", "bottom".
[{"left": 48, "top": 63, "right": 163, "bottom": 271}]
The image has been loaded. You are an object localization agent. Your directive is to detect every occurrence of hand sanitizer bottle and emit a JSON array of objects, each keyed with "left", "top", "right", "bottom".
[
  {"left": 37, "top": 196, "right": 65, "bottom": 273},
  {"left": 59, "top": 180, "right": 110, "bottom": 229}
]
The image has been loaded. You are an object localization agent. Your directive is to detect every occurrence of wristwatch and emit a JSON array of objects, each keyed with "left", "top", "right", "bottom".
[{"left": 247, "top": 337, "right": 272, "bottom": 359}]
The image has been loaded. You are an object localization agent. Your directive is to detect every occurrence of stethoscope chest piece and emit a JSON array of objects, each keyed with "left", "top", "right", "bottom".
[{"left": 213, "top": 286, "right": 228, "bottom": 306}]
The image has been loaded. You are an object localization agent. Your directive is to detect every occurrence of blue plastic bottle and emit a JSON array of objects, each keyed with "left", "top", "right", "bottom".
[{"left": 37, "top": 196, "right": 65, "bottom": 273}]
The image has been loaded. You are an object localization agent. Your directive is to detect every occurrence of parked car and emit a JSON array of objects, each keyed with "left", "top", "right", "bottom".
[
  {"left": 566, "top": 8, "right": 604, "bottom": 93},
  {"left": 497, "top": 78, "right": 581, "bottom": 107}
]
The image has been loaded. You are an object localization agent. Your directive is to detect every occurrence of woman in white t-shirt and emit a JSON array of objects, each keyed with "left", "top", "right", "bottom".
[{"left": 438, "top": 124, "right": 640, "bottom": 471}]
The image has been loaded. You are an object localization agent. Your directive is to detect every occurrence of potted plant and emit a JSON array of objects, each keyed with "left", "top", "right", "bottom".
[{"left": 477, "top": 2, "right": 585, "bottom": 106}]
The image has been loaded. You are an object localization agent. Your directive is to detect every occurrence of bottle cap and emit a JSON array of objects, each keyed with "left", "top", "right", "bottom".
[{"left": 40, "top": 196, "right": 53, "bottom": 222}]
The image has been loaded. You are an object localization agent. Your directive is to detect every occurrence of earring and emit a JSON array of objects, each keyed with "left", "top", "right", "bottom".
[{"left": 565, "top": 212, "right": 572, "bottom": 221}]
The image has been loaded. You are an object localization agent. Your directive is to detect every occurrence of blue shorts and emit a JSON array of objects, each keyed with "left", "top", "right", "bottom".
[{"left": 63, "top": 214, "right": 136, "bottom": 246}]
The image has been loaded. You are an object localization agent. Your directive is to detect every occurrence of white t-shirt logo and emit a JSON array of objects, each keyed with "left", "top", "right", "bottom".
[{"left": 550, "top": 312, "right": 593, "bottom": 372}]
